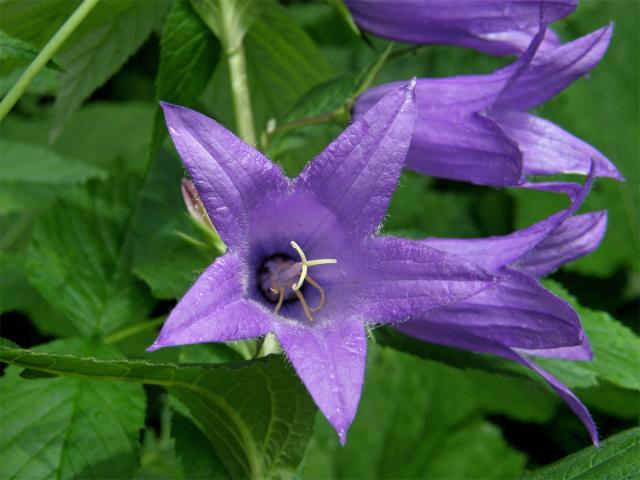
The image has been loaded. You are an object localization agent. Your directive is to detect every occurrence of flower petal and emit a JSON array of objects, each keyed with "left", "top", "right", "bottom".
[
  {"left": 345, "top": 0, "right": 575, "bottom": 56},
  {"left": 421, "top": 169, "right": 594, "bottom": 272},
  {"left": 489, "top": 111, "right": 623, "bottom": 180},
  {"left": 396, "top": 320, "right": 598, "bottom": 445},
  {"left": 492, "top": 24, "right": 613, "bottom": 111},
  {"left": 160, "top": 102, "right": 288, "bottom": 249},
  {"left": 348, "top": 236, "right": 498, "bottom": 323},
  {"left": 397, "top": 272, "right": 585, "bottom": 351},
  {"left": 148, "top": 253, "right": 272, "bottom": 351},
  {"left": 273, "top": 317, "right": 367, "bottom": 444},
  {"left": 406, "top": 112, "right": 523, "bottom": 185},
  {"left": 514, "top": 212, "right": 608, "bottom": 277},
  {"left": 298, "top": 80, "right": 416, "bottom": 235}
]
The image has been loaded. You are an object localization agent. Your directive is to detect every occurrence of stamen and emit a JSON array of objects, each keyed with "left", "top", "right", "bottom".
[
  {"left": 273, "top": 287, "right": 285, "bottom": 315},
  {"left": 289, "top": 241, "right": 337, "bottom": 291},
  {"left": 294, "top": 289, "right": 314, "bottom": 322},
  {"left": 305, "top": 275, "right": 325, "bottom": 313}
]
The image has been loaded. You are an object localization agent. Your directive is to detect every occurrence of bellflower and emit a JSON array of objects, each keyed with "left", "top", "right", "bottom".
[
  {"left": 148, "top": 82, "right": 502, "bottom": 443},
  {"left": 354, "top": 25, "right": 622, "bottom": 186},
  {"left": 398, "top": 172, "right": 607, "bottom": 445},
  {"left": 345, "top": 0, "right": 576, "bottom": 56}
]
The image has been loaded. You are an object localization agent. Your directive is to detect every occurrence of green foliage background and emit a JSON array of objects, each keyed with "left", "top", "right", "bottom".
[{"left": 0, "top": 1, "right": 638, "bottom": 479}]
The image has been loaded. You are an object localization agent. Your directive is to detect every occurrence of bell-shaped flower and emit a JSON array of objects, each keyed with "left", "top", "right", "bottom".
[
  {"left": 148, "top": 82, "right": 502, "bottom": 443},
  {"left": 345, "top": 0, "right": 576, "bottom": 56},
  {"left": 397, "top": 170, "right": 607, "bottom": 445},
  {"left": 354, "top": 25, "right": 622, "bottom": 186}
]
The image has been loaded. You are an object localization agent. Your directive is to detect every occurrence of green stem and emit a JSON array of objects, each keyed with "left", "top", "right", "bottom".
[
  {"left": 0, "top": 0, "right": 100, "bottom": 121},
  {"left": 227, "top": 46, "right": 257, "bottom": 144},
  {"left": 104, "top": 316, "right": 166, "bottom": 344},
  {"left": 267, "top": 107, "right": 348, "bottom": 142}
]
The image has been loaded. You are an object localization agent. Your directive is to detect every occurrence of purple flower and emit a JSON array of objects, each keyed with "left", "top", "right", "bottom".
[
  {"left": 354, "top": 25, "right": 622, "bottom": 186},
  {"left": 345, "top": 0, "right": 576, "bottom": 56},
  {"left": 397, "top": 172, "right": 606, "bottom": 445},
  {"left": 148, "top": 82, "right": 501, "bottom": 443}
]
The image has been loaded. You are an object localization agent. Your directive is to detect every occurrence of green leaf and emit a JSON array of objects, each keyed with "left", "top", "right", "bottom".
[
  {"left": 2, "top": 102, "right": 155, "bottom": 173},
  {"left": 25, "top": 176, "right": 154, "bottom": 338},
  {"left": 300, "top": 345, "right": 526, "bottom": 479},
  {"left": 523, "top": 427, "right": 640, "bottom": 479},
  {"left": 51, "top": 0, "right": 170, "bottom": 138},
  {"left": 173, "top": 413, "right": 230, "bottom": 480},
  {"left": 0, "top": 252, "right": 78, "bottom": 337},
  {"left": 0, "top": 338, "right": 145, "bottom": 480},
  {"left": 0, "top": 1, "right": 79, "bottom": 47},
  {"left": 540, "top": 280, "right": 640, "bottom": 391},
  {"left": 190, "top": 0, "right": 262, "bottom": 54},
  {"left": 0, "top": 342, "right": 317, "bottom": 480},
  {"left": 0, "top": 140, "right": 106, "bottom": 215},
  {"left": 577, "top": 383, "right": 640, "bottom": 420},
  {"left": 131, "top": 152, "right": 219, "bottom": 299},
  {"left": 0, "top": 29, "right": 62, "bottom": 72},
  {"left": 151, "top": 0, "right": 221, "bottom": 160}
]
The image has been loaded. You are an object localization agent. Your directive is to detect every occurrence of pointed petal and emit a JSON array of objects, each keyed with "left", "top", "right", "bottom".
[
  {"left": 345, "top": 0, "right": 575, "bottom": 56},
  {"left": 397, "top": 272, "right": 585, "bottom": 351},
  {"left": 518, "top": 335, "right": 593, "bottom": 361},
  {"left": 160, "top": 102, "right": 288, "bottom": 248},
  {"left": 274, "top": 317, "right": 367, "bottom": 444},
  {"left": 349, "top": 236, "right": 498, "bottom": 323},
  {"left": 490, "top": 111, "right": 623, "bottom": 180},
  {"left": 148, "top": 253, "right": 272, "bottom": 350},
  {"left": 493, "top": 24, "right": 613, "bottom": 111},
  {"left": 421, "top": 168, "right": 594, "bottom": 272},
  {"left": 405, "top": 112, "right": 523, "bottom": 185},
  {"left": 298, "top": 80, "right": 416, "bottom": 235},
  {"left": 396, "top": 320, "right": 598, "bottom": 446},
  {"left": 515, "top": 212, "right": 608, "bottom": 276}
]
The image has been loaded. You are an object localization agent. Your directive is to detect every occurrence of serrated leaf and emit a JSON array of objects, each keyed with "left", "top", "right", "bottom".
[
  {"left": 150, "top": 0, "right": 221, "bottom": 160},
  {"left": 0, "top": 140, "right": 106, "bottom": 215},
  {"left": 25, "top": 176, "right": 154, "bottom": 338},
  {"left": 300, "top": 345, "right": 527, "bottom": 479},
  {"left": 539, "top": 280, "right": 640, "bottom": 391},
  {"left": 51, "top": 0, "right": 170, "bottom": 139},
  {"left": 131, "top": 152, "right": 218, "bottom": 299},
  {"left": 523, "top": 427, "right": 640, "bottom": 480},
  {"left": 0, "top": 341, "right": 317, "bottom": 480},
  {"left": 0, "top": 338, "right": 145, "bottom": 480}
]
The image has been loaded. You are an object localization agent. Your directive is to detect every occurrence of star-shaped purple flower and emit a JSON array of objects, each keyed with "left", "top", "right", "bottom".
[
  {"left": 345, "top": 0, "right": 576, "bottom": 56},
  {"left": 354, "top": 24, "right": 622, "bottom": 187},
  {"left": 148, "top": 82, "right": 500, "bottom": 443}
]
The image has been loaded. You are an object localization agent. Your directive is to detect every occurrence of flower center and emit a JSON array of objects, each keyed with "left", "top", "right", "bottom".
[{"left": 257, "top": 241, "right": 337, "bottom": 322}]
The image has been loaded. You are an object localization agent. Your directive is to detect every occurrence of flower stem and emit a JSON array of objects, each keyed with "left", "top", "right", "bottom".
[
  {"left": 227, "top": 46, "right": 257, "bottom": 145},
  {"left": 0, "top": 0, "right": 100, "bottom": 122}
]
